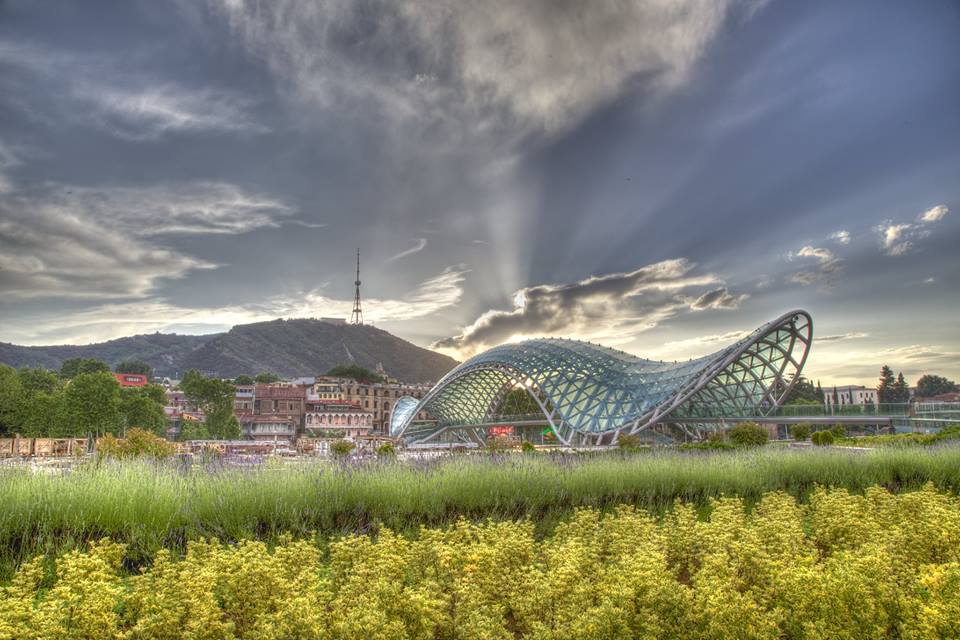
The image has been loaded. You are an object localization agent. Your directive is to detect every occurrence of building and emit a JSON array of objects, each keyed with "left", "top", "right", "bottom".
[
  {"left": 307, "top": 376, "right": 432, "bottom": 434},
  {"left": 390, "top": 310, "right": 813, "bottom": 446},
  {"left": 233, "top": 384, "right": 255, "bottom": 413},
  {"left": 304, "top": 399, "right": 374, "bottom": 439},
  {"left": 824, "top": 385, "right": 879, "bottom": 407},
  {"left": 114, "top": 373, "right": 148, "bottom": 387}
]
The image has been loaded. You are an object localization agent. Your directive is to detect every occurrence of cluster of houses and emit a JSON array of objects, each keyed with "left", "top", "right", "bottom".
[{"left": 164, "top": 374, "right": 433, "bottom": 443}]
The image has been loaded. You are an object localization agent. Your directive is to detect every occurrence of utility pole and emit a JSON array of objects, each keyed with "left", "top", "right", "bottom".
[{"left": 350, "top": 248, "right": 363, "bottom": 325}]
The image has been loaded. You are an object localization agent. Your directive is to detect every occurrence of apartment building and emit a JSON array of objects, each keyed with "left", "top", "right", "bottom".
[{"left": 824, "top": 385, "right": 879, "bottom": 407}]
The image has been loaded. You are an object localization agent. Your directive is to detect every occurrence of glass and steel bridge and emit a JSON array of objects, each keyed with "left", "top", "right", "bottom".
[{"left": 391, "top": 310, "right": 814, "bottom": 446}]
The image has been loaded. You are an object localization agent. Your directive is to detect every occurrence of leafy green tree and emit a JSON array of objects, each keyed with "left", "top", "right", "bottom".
[
  {"left": 62, "top": 371, "right": 121, "bottom": 437},
  {"left": 325, "top": 365, "right": 384, "bottom": 383},
  {"left": 59, "top": 358, "right": 110, "bottom": 379},
  {"left": 915, "top": 374, "right": 958, "bottom": 398},
  {"left": 0, "top": 364, "right": 24, "bottom": 436},
  {"left": 18, "top": 367, "right": 61, "bottom": 396},
  {"left": 728, "top": 422, "right": 769, "bottom": 447},
  {"left": 115, "top": 360, "right": 152, "bottom": 378},
  {"left": 376, "top": 442, "right": 397, "bottom": 457},
  {"left": 180, "top": 370, "right": 238, "bottom": 439},
  {"left": 234, "top": 374, "right": 255, "bottom": 385},
  {"left": 17, "top": 392, "right": 64, "bottom": 438},
  {"left": 877, "top": 365, "right": 896, "bottom": 404},
  {"left": 783, "top": 376, "right": 823, "bottom": 404},
  {"left": 178, "top": 421, "right": 212, "bottom": 441},
  {"left": 892, "top": 372, "right": 910, "bottom": 403},
  {"left": 120, "top": 388, "right": 167, "bottom": 434},
  {"left": 254, "top": 372, "right": 282, "bottom": 384}
]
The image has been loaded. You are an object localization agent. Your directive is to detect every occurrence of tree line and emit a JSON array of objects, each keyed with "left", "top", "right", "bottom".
[{"left": 0, "top": 361, "right": 166, "bottom": 438}]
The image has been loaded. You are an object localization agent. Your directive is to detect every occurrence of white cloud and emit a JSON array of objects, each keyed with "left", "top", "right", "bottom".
[
  {"left": 787, "top": 245, "right": 842, "bottom": 286},
  {"left": 689, "top": 287, "right": 749, "bottom": 310},
  {"left": 3, "top": 266, "right": 469, "bottom": 345},
  {"left": 876, "top": 204, "right": 949, "bottom": 256},
  {"left": 388, "top": 238, "right": 428, "bottom": 262},
  {"left": 432, "top": 259, "right": 745, "bottom": 358},
  {"left": 0, "top": 40, "right": 266, "bottom": 140},
  {"left": 659, "top": 330, "right": 749, "bottom": 352},
  {"left": 829, "top": 230, "right": 850, "bottom": 245},
  {"left": 0, "top": 177, "right": 294, "bottom": 299},
  {"left": 918, "top": 204, "right": 948, "bottom": 223},
  {"left": 816, "top": 332, "right": 868, "bottom": 342},
  {"left": 51, "top": 182, "right": 294, "bottom": 236},
  {"left": 81, "top": 85, "right": 268, "bottom": 140},
  {"left": 0, "top": 138, "right": 20, "bottom": 194},
  {"left": 206, "top": 0, "right": 758, "bottom": 144}
]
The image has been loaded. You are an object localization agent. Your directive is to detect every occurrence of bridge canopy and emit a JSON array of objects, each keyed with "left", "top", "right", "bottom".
[{"left": 391, "top": 310, "right": 812, "bottom": 445}]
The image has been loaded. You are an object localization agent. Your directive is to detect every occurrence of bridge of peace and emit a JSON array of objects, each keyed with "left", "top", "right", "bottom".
[{"left": 390, "top": 310, "right": 957, "bottom": 447}]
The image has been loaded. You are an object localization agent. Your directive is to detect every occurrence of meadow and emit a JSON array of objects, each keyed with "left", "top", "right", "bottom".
[
  {"left": 3, "top": 446, "right": 960, "bottom": 578},
  {"left": 2, "top": 483, "right": 959, "bottom": 639}
]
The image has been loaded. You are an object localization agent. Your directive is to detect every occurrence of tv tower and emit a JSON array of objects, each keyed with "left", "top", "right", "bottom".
[{"left": 350, "top": 248, "right": 363, "bottom": 325}]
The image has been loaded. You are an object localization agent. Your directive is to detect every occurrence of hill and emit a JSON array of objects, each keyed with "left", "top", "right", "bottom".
[{"left": 0, "top": 319, "right": 458, "bottom": 383}]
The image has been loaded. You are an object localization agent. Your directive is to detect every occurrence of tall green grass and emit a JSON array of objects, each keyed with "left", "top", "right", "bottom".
[{"left": 2, "top": 446, "right": 960, "bottom": 579}]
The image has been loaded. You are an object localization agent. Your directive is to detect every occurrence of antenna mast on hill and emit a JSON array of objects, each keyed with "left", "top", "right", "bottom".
[{"left": 350, "top": 248, "right": 363, "bottom": 325}]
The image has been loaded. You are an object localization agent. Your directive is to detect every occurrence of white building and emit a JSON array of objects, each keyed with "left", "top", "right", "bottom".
[{"left": 824, "top": 385, "right": 878, "bottom": 407}]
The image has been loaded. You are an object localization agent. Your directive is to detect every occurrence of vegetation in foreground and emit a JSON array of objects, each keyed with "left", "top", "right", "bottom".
[
  {"left": 2, "top": 484, "right": 959, "bottom": 639},
  {"left": 3, "top": 446, "right": 960, "bottom": 578}
]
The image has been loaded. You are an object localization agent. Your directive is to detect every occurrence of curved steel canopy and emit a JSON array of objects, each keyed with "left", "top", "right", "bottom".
[{"left": 391, "top": 310, "right": 812, "bottom": 445}]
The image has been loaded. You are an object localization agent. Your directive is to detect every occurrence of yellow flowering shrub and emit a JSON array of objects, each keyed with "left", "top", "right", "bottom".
[{"left": 2, "top": 483, "right": 960, "bottom": 639}]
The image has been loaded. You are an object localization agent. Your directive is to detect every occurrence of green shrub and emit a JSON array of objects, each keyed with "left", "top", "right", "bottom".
[
  {"left": 790, "top": 423, "right": 812, "bottom": 441},
  {"left": 617, "top": 433, "right": 643, "bottom": 450},
  {"left": 97, "top": 429, "right": 175, "bottom": 459},
  {"left": 375, "top": 442, "right": 396, "bottom": 457},
  {"left": 729, "top": 421, "right": 769, "bottom": 447},
  {"left": 812, "top": 430, "right": 835, "bottom": 446},
  {"left": 521, "top": 441, "right": 537, "bottom": 453},
  {"left": 830, "top": 424, "right": 847, "bottom": 438},
  {"left": 330, "top": 439, "right": 356, "bottom": 458}
]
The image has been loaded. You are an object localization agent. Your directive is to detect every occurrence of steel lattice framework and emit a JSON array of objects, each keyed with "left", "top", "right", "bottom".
[{"left": 391, "top": 310, "right": 812, "bottom": 445}]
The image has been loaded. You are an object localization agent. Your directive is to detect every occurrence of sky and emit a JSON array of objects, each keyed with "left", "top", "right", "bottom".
[{"left": 0, "top": 0, "right": 958, "bottom": 386}]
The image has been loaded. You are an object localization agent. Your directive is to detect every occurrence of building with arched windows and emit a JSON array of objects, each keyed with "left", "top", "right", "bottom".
[{"left": 305, "top": 400, "right": 375, "bottom": 439}]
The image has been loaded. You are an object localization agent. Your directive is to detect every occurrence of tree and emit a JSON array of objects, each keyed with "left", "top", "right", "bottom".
[
  {"left": 0, "top": 364, "right": 24, "bottom": 436},
  {"left": 877, "top": 365, "right": 896, "bottom": 404},
  {"left": 892, "top": 372, "right": 910, "bottom": 403},
  {"left": 180, "top": 370, "right": 238, "bottom": 440},
  {"left": 62, "top": 371, "right": 121, "bottom": 437},
  {"left": 178, "top": 420, "right": 212, "bottom": 441},
  {"left": 97, "top": 429, "right": 175, "bottom": 459},
  {"left": 254, "top": 372, "right": 282, "bottom": 384},
  {"left": 498, "top": 387, "right": 541, "bottom": 415},
  {"left": 18, "top": 367, "right": 60, "bottom": 396},
  {"left": 115, "top": 360, "right": 152, "bottom": 378},
  {"left": 783, "top": 376, "right": 822, "bottom": 404},
  {"left": 728, "top": 422, "right": 769, "bottom": 447},
  {"left": 326, "top": 365, "right": 384, "bottom": 383},
  {"left": 120, "top": 388, "right": 167, "bottom": 435},
  {"left": 915, "top": 374, "right": 958, "bottom": 399},
  {"left": 234, "top": 374, "right": 255, "bottom": 385},
  {"left": 60, "top": 358, "right": 110, "bottom": 379}
]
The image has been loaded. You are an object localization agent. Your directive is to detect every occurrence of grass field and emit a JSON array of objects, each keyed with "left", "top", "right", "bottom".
[{"left": 3, "top": 446, "right": 960, "bottom": 579}]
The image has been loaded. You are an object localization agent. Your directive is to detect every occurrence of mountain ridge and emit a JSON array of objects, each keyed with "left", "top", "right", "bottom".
[{"left": 0, "top": 319, "right": 458, "bottom": 383}]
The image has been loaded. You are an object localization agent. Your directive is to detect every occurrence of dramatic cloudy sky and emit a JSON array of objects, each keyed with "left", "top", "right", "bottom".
[{"left": 1, "top": 0, "right": 958, "bottom": 385}]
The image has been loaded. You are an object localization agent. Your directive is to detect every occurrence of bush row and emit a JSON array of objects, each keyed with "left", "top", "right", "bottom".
[{"left": 2, "top": 485, "right": 959, "bottom": 639}]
